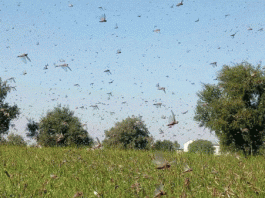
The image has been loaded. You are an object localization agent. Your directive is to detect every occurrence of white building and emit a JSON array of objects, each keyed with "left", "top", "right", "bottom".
[
  {"left": 184, "top": 140, "right": 194, "bottom": 152},
  {"left": 213, "top": 144, "right": 220, "bottom": 155},
  {"left": 176, "top": 149, "right": 184, "bottom": 154}
]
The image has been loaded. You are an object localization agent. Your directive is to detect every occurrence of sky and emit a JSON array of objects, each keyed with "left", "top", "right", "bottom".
[{"left": 0, "top": 0, "right": 265, "bottom": 148}]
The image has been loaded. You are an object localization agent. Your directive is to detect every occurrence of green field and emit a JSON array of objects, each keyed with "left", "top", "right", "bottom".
[{"left": 1, "top": 145, "right": 264, "bottom": 198}]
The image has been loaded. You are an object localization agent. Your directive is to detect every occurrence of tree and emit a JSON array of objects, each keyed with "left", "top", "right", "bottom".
[
  {"left": 139, "top": 135, "right": 154, "bottom": 150},
  {"left": 103, "top": 116, "right": 151, "bottom": 149},
  {"left": 152, "top": 140, "right": 180, "bottom": 151},
  {"left": 33, "top": 106, "right": 93, "bottom": 147},
  {"left": 188, "top": 139, "right": 215, "bottom": 154},
  {"left": 6, "top": 133, "right": 27, "bottom": 146},
  {"left": 0, "top": 78, "right": 20, "bottom": 136},
  {"left": 173, "top": 141, "right": 180, "bottom": 150},
  {"left": 194, "top": 62, "right": 265, "bottom": 156},
  {"left": 26, "top": 118, "right": 39, "bottom": 140}
]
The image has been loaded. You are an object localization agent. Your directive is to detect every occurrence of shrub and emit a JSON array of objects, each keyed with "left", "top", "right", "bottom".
[{"left": 6, "top": 133, "right": 27, "bottom": 146}]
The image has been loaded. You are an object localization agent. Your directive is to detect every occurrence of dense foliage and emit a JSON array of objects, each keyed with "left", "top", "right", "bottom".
[
  {"left": 26, "top": 118, "right": 39, "bottom": 140},
  {"left": 0, "top": 78, "right": 20, "bottom": 136},
  {"left": 152, "top": 140, "right": 180, "bottom": 151},
  {"left": 6, "top": 133, "right": 27, "bottom": 146},
  {"left": 194, "top": 62, "right": 265, "bottom": 156},
  {"left": 188, "top": 139, "right": 215, "bottom": 154},
  {"left": 103, "top": 116, "right": 152, "bottom": 149},
  {"left": 31, "top": 106, "right": 93, "bottom": 147}
]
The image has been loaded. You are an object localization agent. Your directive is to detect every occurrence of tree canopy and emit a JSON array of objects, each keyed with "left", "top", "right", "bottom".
[
  {"left": 103, "top": 116, "right": 151, "bottom": 149},
  {"left": 194, "top": 62, "right": 265, "bottom": 156},
  {"left": 152, "top": 140, "right": 180, "bottom": 151},
  {"left": 26, "top": 118, "right": 39, "bottom": 140},
  {"left": 0, "top": 78, "right": 20, "bottom": 136},
  {"left": 28, "top": 106, "right": 93, "bottom": 147},
  {"left": 188, "top": 139, "right": 215, "bottom": 154}
]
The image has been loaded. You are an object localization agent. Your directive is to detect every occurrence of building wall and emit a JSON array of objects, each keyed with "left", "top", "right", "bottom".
[
  {"left": 213, "top": 145, "right": 220, "bottom": 155},
  {"left": 184, "top": 140, "right": 194, "bottom": 152}
]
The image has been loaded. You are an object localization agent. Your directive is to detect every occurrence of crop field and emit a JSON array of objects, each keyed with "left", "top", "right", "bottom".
[{"left": 1, "top": 145, "right": 265, "bottom": 198}]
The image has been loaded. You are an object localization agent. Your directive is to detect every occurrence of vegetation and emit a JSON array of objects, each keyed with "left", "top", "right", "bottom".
[
  {"left": 6, "top": 133, "right": 27, "bottom": 146},
  {"left": 0, "top": 135, "right": 7, "bottom": 145},
  {"left": 2, "top": 61, "right": 265, "bottom": 196},
  {"left": 152, "top": 139, "right": 180, "bottom": 151},
  {"left": 194, "top": 62, "right": 265, "bottom": 156},
  {"left": 0, "top": 133, "right": 27, "bottom": 147},
  {"left": 25, "top": 118, "right": 39, "bottom": 140},
  {"left": 26, "top": 106, "right": 93, "bottom": 147},
  {"left": 103, "top": 116, "right": 152, "bottom": 150},
  {"left": 0, "top": 78, "right": 20, "bottom": 136},
  {"left": 188, "top": 139, "right": 215, "bottom": 154},
  {"left": 1, "top": 145, "right": 265, "bottom": 197}
]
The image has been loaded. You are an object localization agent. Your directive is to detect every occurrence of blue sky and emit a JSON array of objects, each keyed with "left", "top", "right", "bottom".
[{"left": 1, "top": 0, "right": 264, "bottom": 147}]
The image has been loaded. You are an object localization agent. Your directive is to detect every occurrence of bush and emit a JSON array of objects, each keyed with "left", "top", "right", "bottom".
[
  {"left": 0, "top": 135, "right": 7, "bottom": 145},
  {"left": 6, "top": 133, "right": 27, "bottom": 146},
  {"left": 188, "top": 139, "right": 215, "bottom": 154}
]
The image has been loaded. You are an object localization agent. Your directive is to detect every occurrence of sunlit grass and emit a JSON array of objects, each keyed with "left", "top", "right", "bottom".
[{"left": 1, "top": 145, "right": 265, "bottom": 197}]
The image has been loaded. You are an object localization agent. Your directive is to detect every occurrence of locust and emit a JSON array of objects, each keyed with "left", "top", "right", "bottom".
[
  {"left": 153, "top": 153, "right": 176, "bottom": 169},
  {"left": 17, "top": 53, "right": 31, "bottom": 63}
]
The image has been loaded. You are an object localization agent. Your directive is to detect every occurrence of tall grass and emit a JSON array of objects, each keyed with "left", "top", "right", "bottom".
[{"left": 0, "top": 145, "right": 264, "bottom": 197}]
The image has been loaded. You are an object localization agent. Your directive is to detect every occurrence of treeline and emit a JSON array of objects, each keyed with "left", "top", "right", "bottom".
[
  {"left": 2, "top": 62, "right": 265, "bottom": 156},
  {"left": 0, "top": 105, "right": 181, "bottom": 152}
]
